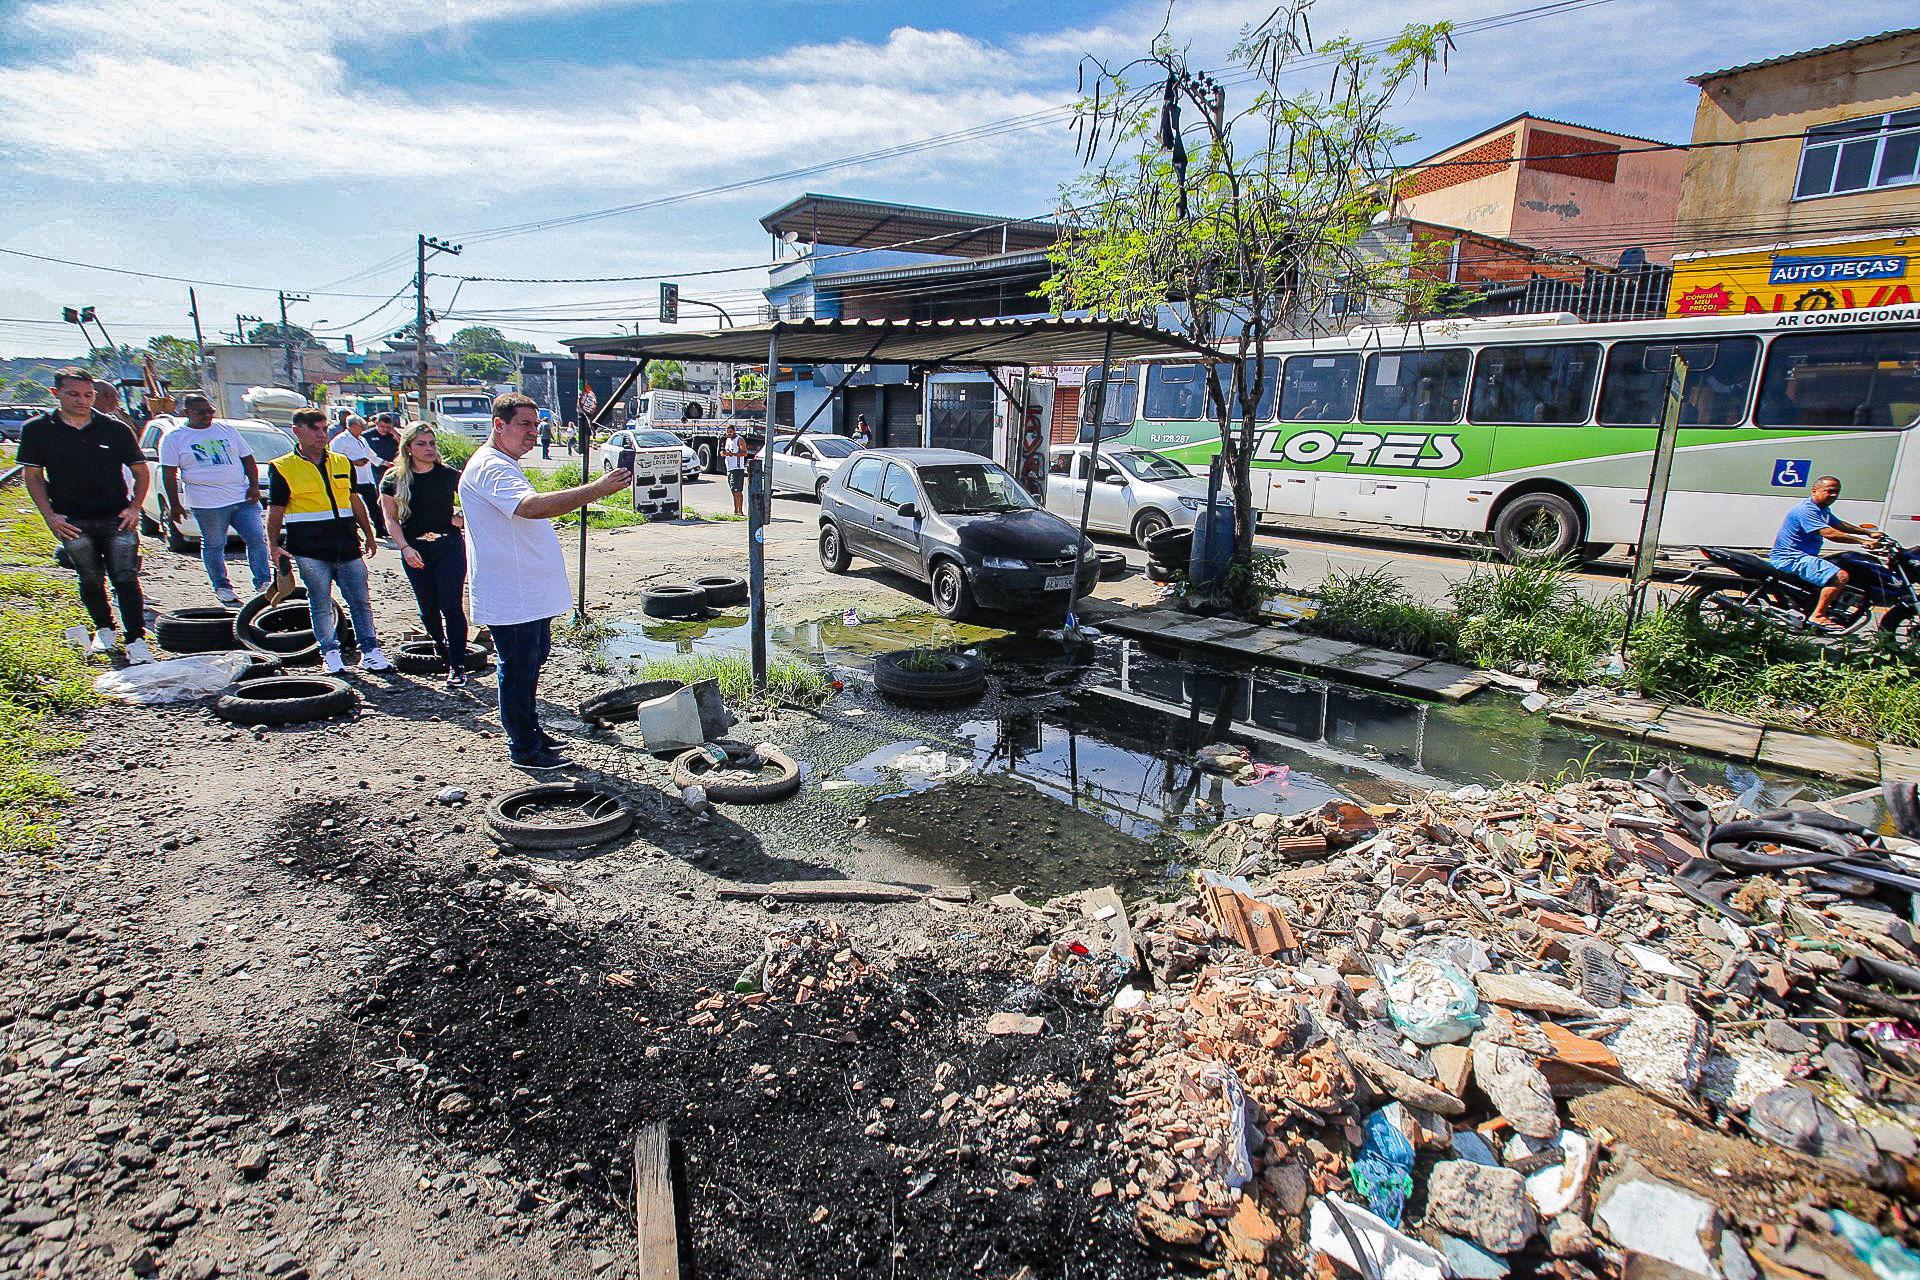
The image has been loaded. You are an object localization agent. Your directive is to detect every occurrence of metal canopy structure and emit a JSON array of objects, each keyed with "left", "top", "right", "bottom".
[
  {"left": 758, "top": 194, "right": 1060, "bottom": 260},
  {"left": 560, "top": 317, "right": 1215, "bottom": 692},
  {"left": 561, "top": 316, "right": 1214, "bottom": 367}
]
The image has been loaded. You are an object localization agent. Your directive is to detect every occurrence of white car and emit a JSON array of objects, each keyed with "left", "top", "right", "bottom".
[
  {"left": 1043, "top": 445, "right": 1212, "bottom": 547},
  {"left": 597, "top": 428, "right": 701, "bottom": 482},
  {"left": 770, "top": 432, "right": 864, "bottom": 499}
]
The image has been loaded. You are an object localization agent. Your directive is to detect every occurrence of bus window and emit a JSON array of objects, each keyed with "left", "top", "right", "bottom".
[
  {"left": 1077, "top": 367, "right": 1138, "bottom": 441},
  {"left": 1360, "top": 349, "right": 1468, "bottom": 424},
  {"left": 1596, "top": 338, "right": 1758, "bottom": 427},
  {"left": 1468, "top": 343, "right": 1600, "bottom": 425},
  {"left": 1755, "top": 330, "right": 1920, "bottom": 430},
  {"left": 1144, "top": 363, "right": 1206, "bottom": 420},
  {"left": 1228, "top": 358, "right": 1280, "bottom": 422},
  {"left": 1278, "top": 354, "right": 1358, "bottom": 422}
]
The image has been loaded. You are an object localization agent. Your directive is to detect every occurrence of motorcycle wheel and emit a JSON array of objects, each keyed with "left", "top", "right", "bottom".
[
  {"left": 1878, "top": 608, "right": 1920, "bottom": 650},
  {"left": 1825, "top": 588, "right": 1873, "bottom": 634},
  {"left": 1682, "top": 583, "right": 1773, "bottom": 627}
]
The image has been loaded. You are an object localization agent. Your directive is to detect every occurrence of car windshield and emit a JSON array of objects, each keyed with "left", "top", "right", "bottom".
[
  {"left": 813, "top": 436, "right": 859, "bottom": 458},
  {"left": 438, "top": 397, "right": 490, "bottom": 416},
  {"left": 242, "top": 429, "right": 293, "bottom": 460},
  {"left": 917, "top": 463, "right": 1035, "bottom": 515},
  {"left": 632, "top": 431, "right": 680, "bottom": 447},
  {"left": 1113, "top": 450, "right": 1190, "bottom": 481}
]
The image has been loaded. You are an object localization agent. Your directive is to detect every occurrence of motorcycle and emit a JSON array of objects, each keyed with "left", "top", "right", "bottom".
[{"left": 1682, "top": 536, "right": 1920, "bottom": 644}]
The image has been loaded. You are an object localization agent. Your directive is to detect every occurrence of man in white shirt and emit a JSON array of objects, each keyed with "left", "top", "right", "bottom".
[
  {"left": 332, "top": 414, "right": 384, "bottom": 537},
  {"left": 721, "top": 423, "right": 747, "bottom": 517},
  {"left": 158, "top": 393, "right": 272, "bottom": 605},
  {"left": 460, "top": 392, "right": 629, "bottom": 770}
]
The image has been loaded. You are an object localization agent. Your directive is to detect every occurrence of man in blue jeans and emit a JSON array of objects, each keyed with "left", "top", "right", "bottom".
[
  {"left": 1769, "top": 474, "right": 1886, "bottom": 631},
  {"left": 265, "top": 409, "right": 391, "bottom": 674},
  {"left": 460, "top": 393, "right": 628, "bottom": 769},
  {"left": 159, "top": 393, "right": 272, "bottom": 605}
]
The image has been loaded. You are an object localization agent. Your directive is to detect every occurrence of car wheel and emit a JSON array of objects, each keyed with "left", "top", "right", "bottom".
[
  {"left": 819, "top": 522, "right": 850, "bottom": 573},
  {"left": 696, "top": 441, "right": 716, "bottom": 472},
  {"left": 161, "top": 501, "right": 193, "bottom": 554},
  {"left": 485, "top": 782, "right": 635, "bottom": 850},
  {"left": 212, "top": 675, "right": 358, "bottom": 726},
  {"left": 930, "top": 560, "right": 974, "bottom": 620},
  {"left": 1492, "top": 492, "right": 1583, "bottom": 563},
  {"left": 1132, "top": 510, "right": 1172, "bottom": 549},
  {"left": 139, "top": 508, "right": 160, "bottom": 536}
]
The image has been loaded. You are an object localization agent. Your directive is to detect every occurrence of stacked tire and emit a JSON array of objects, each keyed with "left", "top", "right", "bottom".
[
  {"left": 643, "top": 574, "right": 750, "bottom": 619},
  {"left": 235, "top": 589, "right": 353, "bottom": 666},
  {"left": 1143, "top": 527, "right": 1193, "bottom": 584},
  {"left": 154, "top": 607, "right": 238, "bottom": 654}
]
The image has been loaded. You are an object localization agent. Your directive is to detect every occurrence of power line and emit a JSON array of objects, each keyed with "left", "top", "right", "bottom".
[{"left": 0, "top": 246, "right": 405, "bottom": 299}]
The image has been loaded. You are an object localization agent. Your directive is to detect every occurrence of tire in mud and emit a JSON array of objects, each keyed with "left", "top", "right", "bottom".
[
  {"left": 695, "top": 574, "right": 748, "bottom": 607},
  {"left": 669, "top": 745, "right": 802, "bottom": 803},
  {"left": 154, "top": 606, "right": 237, "bottom": 653},
  {"left": 643, "top": 584, "right": 708, "bottom": 619},
  {"left": 872, "top": 649, "right": 986, "bottom": 703},
  {"left": 212, "top": 675, "right": 358, "bottom": 726},
  {"left": 578, "top": 679, "right": 686, "bottom": 727},
  {"left": 484, "top": 783, "right": 635, "bottom": 850}
]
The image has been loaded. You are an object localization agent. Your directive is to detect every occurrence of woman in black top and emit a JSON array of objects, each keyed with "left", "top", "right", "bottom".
[{"left": 379, "top": 424, "right": 472, "bottom": 686}]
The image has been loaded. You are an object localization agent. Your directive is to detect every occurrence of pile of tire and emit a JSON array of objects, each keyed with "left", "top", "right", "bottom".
[
  {"left": 872, "top": 649, "right": 986, "bottom": 704},
  {"left": 1143, "top": 527, "right": 1193, "bottom": 585},
  {"left": 642, "top": 574, "right": 749, "bottom": 619},
  {"left": 212, "top": 675, "right": 358, "bottom": 726},
  {"left": 235, "top": 589, "right": 354, "bottom": 666},
  {"left": 153, "top": 606, "right": 238, "bottom": 654},
  {"left": 1095, "top": 549, "right": 1128, "bottom": 581},
  {"left": 669, "top": 742, "right": 802, "bottom": 803},
  {"left": 484, "top": 783, "right": 634, "bottom": 850}
]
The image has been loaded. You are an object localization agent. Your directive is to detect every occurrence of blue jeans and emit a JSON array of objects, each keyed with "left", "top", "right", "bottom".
[
  {"left": 293, "top": 555, "right": 380, "bottom": 657},
  {"left": 491, "top": 618, "right": 553, "bottom": 759},
  {"left": 191, "top": 501, "right": 272, "bottom": 593}
]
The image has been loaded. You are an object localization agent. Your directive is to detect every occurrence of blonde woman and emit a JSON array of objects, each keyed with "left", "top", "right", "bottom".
[{"left": 379, "top": 423, "right": 472, "bottom": 686}]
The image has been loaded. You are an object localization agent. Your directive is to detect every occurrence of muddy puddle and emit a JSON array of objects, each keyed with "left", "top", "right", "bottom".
[{"left": 598, "top": 609, "right": 1832, "bottom": 896}]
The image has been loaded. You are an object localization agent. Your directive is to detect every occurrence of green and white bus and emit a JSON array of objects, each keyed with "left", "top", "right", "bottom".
[{"left": 1079, "top": 306, "right": 1920, "bottom": 560}]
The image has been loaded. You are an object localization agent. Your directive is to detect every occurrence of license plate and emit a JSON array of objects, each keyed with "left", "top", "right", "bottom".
[{"left": 1044, "top": 574, "right": 1073, "bottom": 591}]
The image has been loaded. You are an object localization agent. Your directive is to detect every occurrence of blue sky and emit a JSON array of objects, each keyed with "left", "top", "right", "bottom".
[{"left": 1, "top": 0, "right": 1914, "bottom": 360}]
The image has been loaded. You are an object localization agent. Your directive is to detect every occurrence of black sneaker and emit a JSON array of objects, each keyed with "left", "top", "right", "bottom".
[
  {"left": 446, "top": 669, "right": 467, "bottom": 688},
  {"left": 511, "top": 750, "right": 573, "bottom": 771}
]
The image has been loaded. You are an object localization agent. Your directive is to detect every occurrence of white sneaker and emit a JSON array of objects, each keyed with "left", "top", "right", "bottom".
[
  {"left": 322, "top": 651, "right": 346, "bottom": 674},
  {"left": 358, "top": 647, "right": 392, "bottom": 672},
  {"left": 214, "top": 587, "right": 241, "bottom": 606},
  {"left": 88, "top": 628, "right": 118, "bottom": 656},
  {"left": 123, "top": 638, "right": 155, "bottom": 665}
]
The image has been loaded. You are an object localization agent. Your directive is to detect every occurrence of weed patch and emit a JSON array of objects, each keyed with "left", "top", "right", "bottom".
[
  {"left": 1303, "top": 567, "right": 1461, "bottom": 659},
  {"left": 1449, "top": 559, "right": 1625, "bottom": 684},
  {"left": 632, "top": 651, "right": 831, "bottom": 707},
  {"left": 0, "top": 504, "right": 94, "bottom": 850}
]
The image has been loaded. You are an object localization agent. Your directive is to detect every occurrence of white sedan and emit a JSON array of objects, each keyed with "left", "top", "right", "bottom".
[
  {"left": 597, "top": 428, "right": 701, "bottom": 481},
  {"left": 770, "top": 432, "right": 864, "bottom": 499}
]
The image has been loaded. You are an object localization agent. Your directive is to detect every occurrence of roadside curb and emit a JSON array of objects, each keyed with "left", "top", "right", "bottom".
[{"left": 1552, "top": 693, "right": 1917, "bottom": 784}]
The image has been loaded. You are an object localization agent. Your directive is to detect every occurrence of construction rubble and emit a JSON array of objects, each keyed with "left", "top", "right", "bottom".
[{"left": 1073, "top": 776, "right": 1920, "bottom": 1280}]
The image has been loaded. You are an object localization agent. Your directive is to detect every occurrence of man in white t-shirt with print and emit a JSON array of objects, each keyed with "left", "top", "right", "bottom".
[
  {"left": 158, "top": 392, "right": 272, "bottom": 605},
  {"left": 460, "top": 392, "right": 630, "bottom": 770}
]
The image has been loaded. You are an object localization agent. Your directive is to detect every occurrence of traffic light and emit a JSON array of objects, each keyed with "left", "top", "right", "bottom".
[
  {"left": 659, "top": 282, "right": 679, "bottom": 324},
  {"left": 81, "top": 306, "right": 96, "bottom": 323},
  {"left": 62, "top": 308, "right": 79, "bottom": 323}
]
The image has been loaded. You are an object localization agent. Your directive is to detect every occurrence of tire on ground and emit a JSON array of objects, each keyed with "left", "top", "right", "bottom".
[
  {"left": 694, "top": 574, "right": 748, "bottom": 607},
  {"left": 578, "top": 679, "right": 685, "bottom": 726},
  {"left": 212, "top": 676, "right": 359, "bottom": 726},
  {"left": 154, "top": 606, "right": 237, "bottom": 653},
  {"left": 1492, "top": 491, "right": 1583, "bottom": 563},
  {"left": 642, "top": 584, "right": 708, "bottom": 619},
  {"left": 484, "top": 783, "right": 635, "bottom": 849},
  {"left": 392, "top": 641, "right": 492, "bottom": 674},
  {"left": 872, "top": 649, "right": 986, "bottom": 702},
  {"left": 669, "top": 744, "right": 802, "bottom": 803},
  {"left": 1095, "top": 549, "right": 1128, "bottom": 580},
  {"left": 235, "top": 653, "right": 285, "bottom": 682}
]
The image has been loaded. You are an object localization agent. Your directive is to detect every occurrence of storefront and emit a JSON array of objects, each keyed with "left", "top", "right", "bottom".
[{"left": 1669, "top": 232, "right": 1917, "bottom": 317}]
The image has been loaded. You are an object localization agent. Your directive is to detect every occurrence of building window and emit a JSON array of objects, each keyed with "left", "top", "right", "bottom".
[{"left": 1794, "top": 109, "right": 1920, "bottom": 199}]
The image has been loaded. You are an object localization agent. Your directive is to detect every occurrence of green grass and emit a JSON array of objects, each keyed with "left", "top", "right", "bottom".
[
  {"left": 631, "top": 651, "right": 831, "bottom": 708},
  {"left": 435, "top": 433, "right": 478, "bottom": 469},
  {"left": 1306, "top": 567, "right": 1462, "bottom": 659},
  {"left": 0, "top": 506, "right": 95, "bottom": 852},
  {"left": 1448, "top": 558, "right": 1625, "bottom": 684}
]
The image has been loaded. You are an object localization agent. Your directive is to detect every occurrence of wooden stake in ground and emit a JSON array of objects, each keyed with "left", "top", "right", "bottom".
[{"left": 634, "top": 1122, "right": 686, "bottom": 1280}]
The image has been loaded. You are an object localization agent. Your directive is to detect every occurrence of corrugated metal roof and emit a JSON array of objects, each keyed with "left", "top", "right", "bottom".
[
  {"left": 819, "top": 249, "right": 1052, "bottom": 289},
  {"left": 1690, "top": 27, "right": 1920, "bottom": 84},
  {"left": 758, "top": 194, "right": 1059, "bottom": 260},
  {"left": 563, "top": 317, "right": 1212, "bottom": 366}
]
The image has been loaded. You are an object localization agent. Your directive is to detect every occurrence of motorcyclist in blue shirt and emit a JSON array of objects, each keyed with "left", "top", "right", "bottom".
[{"left": 1769, "top": 475, "right": 1887, "bottom": 631}]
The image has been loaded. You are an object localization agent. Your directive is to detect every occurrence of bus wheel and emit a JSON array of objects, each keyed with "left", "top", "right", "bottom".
[{"left": 1493, "top": 492, "right": 1582, "bottom": 563}]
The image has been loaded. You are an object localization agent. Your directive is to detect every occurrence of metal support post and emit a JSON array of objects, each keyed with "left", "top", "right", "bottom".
[
  {"left": 575, "top": 351, "right": 590, "bottom": 620},
  {"left": 749, "top": 331, "right": 779, "bottom": 692},
  {"left": 1065, "top": 328, "right": 1118, "bottom": 628},
  {"left": 187, "top": 289, "right": 208, "bottom": 389},
  {"left": 1622, "top": 353, "right": 1690, "bottom": 647}
]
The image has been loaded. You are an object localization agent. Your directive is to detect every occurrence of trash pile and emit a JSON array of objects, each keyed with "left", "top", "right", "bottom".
[
  {"left": 1095, "top": 776, "right": 1920, "bottom": 1280},
  {"left": 686, "top": 918, "right": 903, "bottom": 1040}
]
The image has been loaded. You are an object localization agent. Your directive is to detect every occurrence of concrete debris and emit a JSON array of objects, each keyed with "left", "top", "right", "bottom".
[
  {"left": 1424, "top": 1160, "right": 1536, "bottom": 1253},
  {"left": 1593, "top": 1172, "right": 1729, "bottom": 1279},
  {"left": 1607, "top": 1003, "right": 1710, "bottom": 1103}
]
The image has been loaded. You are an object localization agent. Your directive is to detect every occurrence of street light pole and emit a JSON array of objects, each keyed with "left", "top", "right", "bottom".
[{"left": 278, "top": 291, "right": 309, "bottom": 387}]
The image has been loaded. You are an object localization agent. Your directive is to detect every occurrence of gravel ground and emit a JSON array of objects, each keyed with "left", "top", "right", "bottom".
[{"left": 0, "top": 496, "right": 1171, "bottom": 1280}]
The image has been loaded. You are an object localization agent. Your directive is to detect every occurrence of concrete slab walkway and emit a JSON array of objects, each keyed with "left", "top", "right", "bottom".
[{"left": 1550, "top": 694, "right": 1907, "bottom": 785}]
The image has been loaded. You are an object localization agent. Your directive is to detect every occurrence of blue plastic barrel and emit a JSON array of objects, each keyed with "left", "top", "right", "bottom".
[{"left": 1187, "top": 502, "right": 1236, "bottom": 590}]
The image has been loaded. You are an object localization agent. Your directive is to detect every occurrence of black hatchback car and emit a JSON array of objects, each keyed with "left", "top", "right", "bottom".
[{"left": 819, "top": 448, "right": 1098, "bottom": 620}]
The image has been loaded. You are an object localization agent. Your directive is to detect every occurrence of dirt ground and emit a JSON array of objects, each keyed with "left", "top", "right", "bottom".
[{"left": 0, "top": 479, "right": 1179, "bottom": 1279}]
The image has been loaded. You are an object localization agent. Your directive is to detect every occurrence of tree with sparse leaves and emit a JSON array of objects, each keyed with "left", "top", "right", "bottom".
[
  {"left": 458, "top": 351, "right": 511, "bottom": 381},
  {"left": 246, "top": 322, "right": 317, "bottom": 349},
  {"left": 12, "top": 378, "right": 51, "bottom": 405},
  {"left": 1043, "top": 0, "right": 1452, "bottom": 607},
  {"left": 146, "top": 336, "right": 202, "bottom": 390}
]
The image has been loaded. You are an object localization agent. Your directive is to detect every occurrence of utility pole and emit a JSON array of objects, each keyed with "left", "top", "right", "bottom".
[
  {"left": 278, "top": 291, "right": 309, "bottom": 388},
  {"left": 187, "top": 289, "right": 208, "bottom": 389},
  {"left": 236, "top": 314, "right": 260, "bottom": 345},
  {"left": 415, "top": 234, "right": 462, "bottom": 427}
]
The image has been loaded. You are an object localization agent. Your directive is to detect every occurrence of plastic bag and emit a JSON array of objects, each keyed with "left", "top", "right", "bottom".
[
  {"left": 1381, "top": 956, "right": 1483, "bottom": 1045},
  {"left": 1832, "top": 1210, "right": 1920, "bottom": 1280},
  {"left": 1193, "top": 1064, "right": 1255, "bottom": 1189},
  {"left": 1350, "top": 1107, "right": 1417, "bottom": 1226},
  {"left": 92, "top": 652, "right": 254, "bottom": 704}
]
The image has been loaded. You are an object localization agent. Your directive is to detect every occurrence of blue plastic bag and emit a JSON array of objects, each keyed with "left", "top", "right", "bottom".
[{"left": 1350, "top": 1107, "right": 1416, "bottom": 1226}]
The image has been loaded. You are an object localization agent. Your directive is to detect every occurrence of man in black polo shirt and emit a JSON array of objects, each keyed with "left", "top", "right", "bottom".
[{"left": 19, "top": 368, "right": 154, "bottom": 663}]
